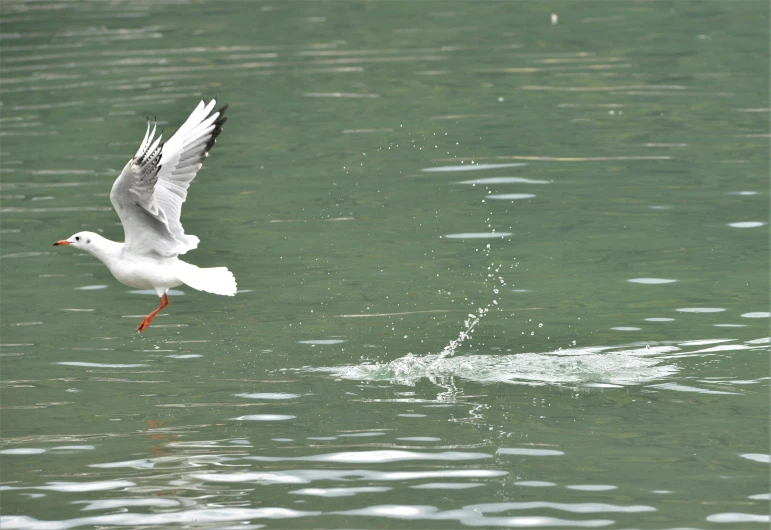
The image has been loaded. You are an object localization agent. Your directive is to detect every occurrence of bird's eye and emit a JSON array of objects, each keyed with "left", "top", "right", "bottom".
[{"left": 75, "top": 236, "right": 80, "bottom": 241}]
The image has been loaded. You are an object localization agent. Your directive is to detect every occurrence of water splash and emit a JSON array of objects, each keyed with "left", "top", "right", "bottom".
[
  {"left": 434, "top": 313, "right": 479, "bottom": 361},
  {"left": 310, "top": 243, "right": 514, "bottom": 389},
  {"left": 432, "top": 243, "right": 505, "bottom": 366},
  {"left": 308, "top": 335, "right": 766, "bottom": 391}
]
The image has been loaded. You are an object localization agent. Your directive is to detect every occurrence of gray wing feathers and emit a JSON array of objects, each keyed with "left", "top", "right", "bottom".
[{"left": 110, "top": 99, "right": 227, "bottom": 257}]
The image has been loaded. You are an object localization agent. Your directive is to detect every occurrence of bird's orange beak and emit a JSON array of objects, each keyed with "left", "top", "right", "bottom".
[{"left": 53, "top": 240, "right": 70, "bottom": 246}]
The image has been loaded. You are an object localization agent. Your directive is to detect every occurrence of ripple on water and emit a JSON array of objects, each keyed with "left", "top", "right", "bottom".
[
  {"left": 298, "top": 339, "right": 346, "bottom": 345},
  {"left": 0, "top": 480, "right": 135, "bottom": 492},
  {"left": 741, "top": 312, "right": 770, "bottom": 318},
  {"left": 739, "top": 453, "right": 770, "bottom": 463},
  {"left": 728, "top": 221, "right": 766, "bottom": 228},
  {"left": 230, "top": 414, "right": 295, "bottom": 421},
  {"left": 290, "top": 486, "right": 392, "bottom": 497},
  {"left": 422, "top": 163, "right": 528, "bottom": 172},
  {"left": 73, "top": 498, "right": 181, "bottom": 511},
  {"left": 707, "top": 513, "right": 770, "bottom": 524},
  {"left": 497, "top": 448, "right": 565, "bottom": 456},
  {"left": 246, "top": 450, "right": 492, "bottom": 463},
  {"left": 190, "top": 468, "right": 508, "bottom": 485},
  {"left": 566, "top": 485, "right": 618, "bottom": 491},
  {"left": 487, "top": 193, "right": 536, "bottom": 200},
  {"left": 675, "top": 307, "right": 725, "bottom": 313},
  {"left": 329, "top": 506, "right": 615, "bottom": 527},
  {"left": 235, "top": 393, "right": 302, "bottom": 399},
  {"left": 457, "top": 177, "right": 550, "bottom": 184},
  {"left": 0, "top": 251, "right": 53, "bottom": 260},
  {"left": 410, "top": 482, "right": 485, "bottom": 489},
  {"left": 681, "top": 338, "right": 729, "bottom": 348},
  {"left": 0, "top": 448, "right": 46, "bottom": 455},
  {"left": 442, "top": 232, "right": 513, "bottom": 239},
  {"left": 57, "top": 362, "right": 149, "bottom": 368},
  {"left": 467, "top": 501, "right": 654, "bottom": 513},
  {"left": 627, "top": 278, "right": 677, "bottom": 284},
  {"left": 0, "top": 508, "right": 317, "bottom": 529},
  {"left": 647, "top": 383, "right": 741, "bottom": 395}
]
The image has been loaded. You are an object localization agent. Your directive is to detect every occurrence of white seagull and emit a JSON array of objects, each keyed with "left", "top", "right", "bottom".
[{"left": 54, "top": 99, "right": 237, "bottom": 332}]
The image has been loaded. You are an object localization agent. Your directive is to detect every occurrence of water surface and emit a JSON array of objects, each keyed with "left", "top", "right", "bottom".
[{"left": 1, "top": 1, "right": 768, "bottom": 528}]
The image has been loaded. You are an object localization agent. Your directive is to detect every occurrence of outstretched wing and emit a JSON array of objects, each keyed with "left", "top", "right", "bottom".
[{"left": 110, "top": 99, "right": 228, "bottom": 257}]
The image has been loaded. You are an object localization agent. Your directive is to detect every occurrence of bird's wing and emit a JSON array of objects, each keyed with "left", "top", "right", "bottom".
[{"left": 110, "top": 99, "right": 228, "bottom": 257}]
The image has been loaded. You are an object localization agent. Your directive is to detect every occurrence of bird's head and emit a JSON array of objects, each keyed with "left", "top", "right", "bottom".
[{"left": 53, "top": 231, "right": 99, "bottom": 250}]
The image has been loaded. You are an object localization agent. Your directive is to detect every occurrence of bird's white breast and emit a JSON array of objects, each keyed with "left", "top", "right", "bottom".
[{"left": 107, "top": 254, "right": 184, "bottom": 291}]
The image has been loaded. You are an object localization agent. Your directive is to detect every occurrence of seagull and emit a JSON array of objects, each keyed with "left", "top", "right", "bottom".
[{"left": 54, "top": 99, "right": 237, "bottom": 332}]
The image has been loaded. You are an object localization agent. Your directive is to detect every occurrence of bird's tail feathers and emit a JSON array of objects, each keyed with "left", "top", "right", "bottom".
[{"left": 178, "top": 262, "right": 237, "bottom": 296}]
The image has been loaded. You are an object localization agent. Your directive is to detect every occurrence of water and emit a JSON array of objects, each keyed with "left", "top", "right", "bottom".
[{"left": 1, "top": 1, "right": 769, "bottom": 528}]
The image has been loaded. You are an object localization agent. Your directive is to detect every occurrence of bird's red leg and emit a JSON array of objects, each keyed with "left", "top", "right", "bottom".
[{"left": 136, "top": 294, "right": 170, "bottom": 333}]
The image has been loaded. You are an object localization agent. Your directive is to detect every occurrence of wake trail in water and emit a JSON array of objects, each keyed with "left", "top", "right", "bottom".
[{"left": 306, "top": 337, "right": 768, "bottom": 392}]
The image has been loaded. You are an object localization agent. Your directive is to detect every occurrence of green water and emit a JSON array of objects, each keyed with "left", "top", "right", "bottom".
[{"left": 1, "top": 1, "right": 768, "bottom": 528}]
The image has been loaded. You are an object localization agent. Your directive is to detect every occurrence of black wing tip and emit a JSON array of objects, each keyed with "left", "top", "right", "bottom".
[
  {"left": 204, "top": 101, "right": 228, "bottom": 153},
  {"left": 213, "top": 104, "right": 228, "bottom": 129}
]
